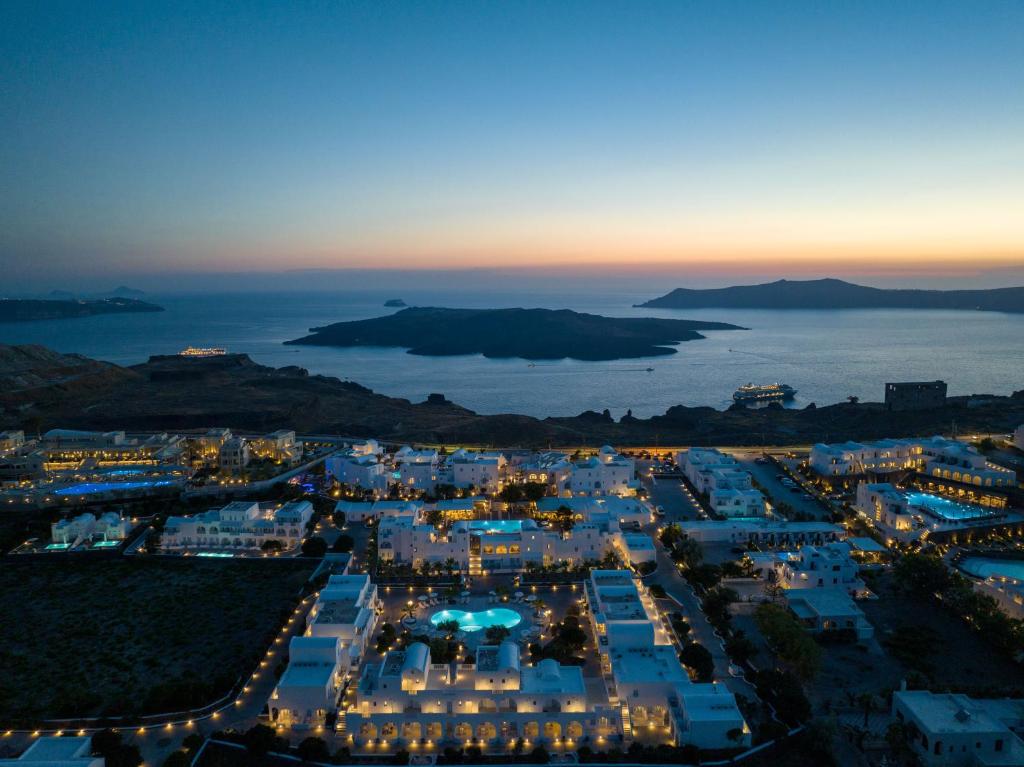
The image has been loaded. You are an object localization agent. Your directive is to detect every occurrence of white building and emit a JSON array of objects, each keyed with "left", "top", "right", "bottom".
[
  {"left": 377, "top": 505, "right": 631, "bottom": 575},
  {"left": 162, "top": 500, "right": 313, "bottom": 551},
  {"left": 345, "top": 640, "right": 607, "bottom": 750},
  {"left": 51, "top": 512, "right": 130, "bottom": 547},
  {"left": 249, "top": 430, "right": 301, "bottom": 465},
  {"left": 191, "top": 427, "right": 233, "bottom": 466},
  {"left": 270, "top": 636, "right": 345, "bottom": 728},
  {"left": 568, "top": 446, "right": 636, "bottom": 497},
  {"left": 270, "top": 574, "right": 380, "bottom": 728},
  {"left": 327, "top": 444, "right": 389, "bottom": 494},
  {"left": 511, "top": 451, "right": 572, "bottom": 491},
  {"left": 586, "top": 570, "right": 749, "bottom": 749},
  {"left": 394, "top": 447, "right": 441, "bottom": 493},
  {"left": 535, "top": 496, "right": 652, "bottom": 528},
  {"left": 892, "top": 690, "right": 1024, "bottom": 766},
  {"left": 449, "top": 450, "right": 507, "bottom": 493},
  {"left": 677, "top": 448, "right": 766, "bottom": 518},
  {"left": 810, "top": 436, "right": 1016, "bottom": 495},
  {"left": 334, "top": 499, "right": 423, "bottom": 524},
  {"left": 785, "top": 589, "right": 875, "bottom": 640},
  {"left": 747, "top": 543, "right": 866, "bottom": 596},
  {"left": 854, "top": 482, "right": 1004, "bottom": 543},
  {"left": 218, "top": 436, "right": 250, "bottom": 474},
  {"left": 305, "top": 574, "right": 381, "bottom": 668},
  {"left": 679, "top": 519, "right": 844, "bottom": 546},
  {"left": 0, "top": 430, "right": 25, "bottom": 455}
]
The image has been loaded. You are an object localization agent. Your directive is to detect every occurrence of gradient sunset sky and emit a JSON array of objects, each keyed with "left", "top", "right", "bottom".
[{"left": 2, "top": 1, "right": 1022, "bottom": 289}]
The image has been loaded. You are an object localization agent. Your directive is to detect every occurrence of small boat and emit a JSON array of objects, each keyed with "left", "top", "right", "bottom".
[
  {"left": 733, "top": 382, "right": 797, "bottom": 404},
  {"left": 646, "top": 367, "right": 654, "bottom": 372}
]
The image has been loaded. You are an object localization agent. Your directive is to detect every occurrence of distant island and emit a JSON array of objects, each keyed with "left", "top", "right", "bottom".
[
  {"left": 384, "top": 298, "right": 407, "bottom": 307},
  {"left": 0, "top": 297, "right": 164, "bottom": 323},
  {"left": 285, "top": 307, "right": 745, "bottom": 361},
  {"left": 638, "top": 278, "right": 1024, "bottom": 313}
]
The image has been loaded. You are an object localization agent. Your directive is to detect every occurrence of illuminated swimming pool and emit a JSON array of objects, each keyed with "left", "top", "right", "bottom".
[
  {"left": 961, "top": 558, "right": 1024, "bottom": 581},
  {"left": 54, "top": 479, "right": 177, "bottom": 496},
  {"left": 430, "top": 608, "right": 522, "bottom": 633},
  {"left": 905, "top": 492, "right": 996, "bottom": 522},
  {"left": 467, "top": 520, "right": 523, "bottom": 533}
]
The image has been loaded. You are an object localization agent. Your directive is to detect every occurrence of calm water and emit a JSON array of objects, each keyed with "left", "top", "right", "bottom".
[{"left": 2, "top": 290, "right": 1022, "bottom": 418}]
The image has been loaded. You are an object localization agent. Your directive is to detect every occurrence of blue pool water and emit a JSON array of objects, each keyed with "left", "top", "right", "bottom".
[
  {"left": 961, "top": 558, "right": 1024, "bottom": 581},
  {"left": 467, "top": 520, "right": 523, "bottom": 533},
  {"left": 55, "top": 480, "right": 177, "bottom": 496},
  {"left": 905, "top": 492, "right": 995, "bottom": 522},
  {"left": 430, "top": 608, "right": 523, "bottom": 633}
]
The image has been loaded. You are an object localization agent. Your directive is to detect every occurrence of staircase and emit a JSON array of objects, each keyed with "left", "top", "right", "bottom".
[
  {"left": 620, "top": 704, "right": 632, "bottom": 740},
  {"left": 468, "top": 552, "right": 482, "bottom": 576},
  {"left": 335, "top": 710, "right": 347, "bottom": 736}
]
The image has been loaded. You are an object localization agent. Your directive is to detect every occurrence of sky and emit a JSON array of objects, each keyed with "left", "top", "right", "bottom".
[{"left": 1, "top": 0, "right": 1023, "bottom": 292}]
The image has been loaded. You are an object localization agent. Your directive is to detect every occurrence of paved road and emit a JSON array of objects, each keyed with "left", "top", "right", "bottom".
[
  {"left": 636, "top": 472, "right": 756, "bottom": 701},
  {"left": 644, "top": 534, "right": 757, "bottom": 701}
]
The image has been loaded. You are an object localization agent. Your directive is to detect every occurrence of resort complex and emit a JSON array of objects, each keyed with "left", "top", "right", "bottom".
[{"left": 0, "top": 425, "right": 1022, "bottom": 767}]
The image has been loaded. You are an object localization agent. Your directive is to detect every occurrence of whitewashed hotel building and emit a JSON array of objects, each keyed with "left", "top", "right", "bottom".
[
  {"left": 344, "top": 640, "right": 608, "bottom": 750},
  {"left": 568, "top": 446, "right": 636, "bottom": 497},
  {"left": 270, "top": 574, "right": 381, "bottom": 728},
  {"left": 677, "top": 448, "right": 766, "bottom": 518},
  {"left": 586, "top": 570, "right": 750, "bottom": 749},
  {"left": 162, "top": 500, "right": 313, "bottom": 551}
]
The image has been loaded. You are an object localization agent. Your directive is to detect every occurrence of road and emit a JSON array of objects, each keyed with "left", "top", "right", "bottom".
[{"left": 637, "top": 471, "right": 756, "bottom": 701}]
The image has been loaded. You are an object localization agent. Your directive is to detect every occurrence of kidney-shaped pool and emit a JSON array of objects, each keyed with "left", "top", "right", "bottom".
[{"left": 429, "top": 608, "right": 522, "bottom": 633}]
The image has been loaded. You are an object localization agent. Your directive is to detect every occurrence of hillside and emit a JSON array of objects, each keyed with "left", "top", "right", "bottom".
[
  {"left": 286, "top": 307, "right": 745, "bottom": 361},
  {"left": 0, "top": 297, "right": 163, "bottom": 322},
  {"left": 638, "top": 278, "right": 1024, "bottom": 312},
  {"left": 2, "top": 345, "right": 1022, "bottom": 447}
]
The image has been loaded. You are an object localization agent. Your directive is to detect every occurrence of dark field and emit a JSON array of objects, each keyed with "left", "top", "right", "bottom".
[{"left": 0, "top": 557, "right": 314, "bottom": 720}]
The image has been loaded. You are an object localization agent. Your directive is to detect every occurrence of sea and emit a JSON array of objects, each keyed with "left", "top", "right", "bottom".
[{"left": 2, "top": 289, "right": 1023, "bottom": 419}]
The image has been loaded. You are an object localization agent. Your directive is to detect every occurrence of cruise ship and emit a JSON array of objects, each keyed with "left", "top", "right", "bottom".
[{"left": 733, "top": 382, "right": 797, "bottom": 404}]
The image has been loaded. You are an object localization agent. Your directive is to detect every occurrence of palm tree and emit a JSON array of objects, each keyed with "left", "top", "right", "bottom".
[{"left": 444, "top": 558, "right": 457, "bottom": 578}]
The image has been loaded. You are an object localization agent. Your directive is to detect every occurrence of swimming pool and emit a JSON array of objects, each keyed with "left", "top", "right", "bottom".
[
  {"left": 429, "top": 608, "right": 522, "bottom": 633},
  {"left": 905, "top": 492, "right": 996, "bottom": 522},
  {"left": 467, "top": 520, "right": 523, "bottom": 534},
  {"left": 54, "top": 479, "right": 178, "bottom": 496},
  {"left": 961, "top": 557, "right": 1024, "bottom": 581}
]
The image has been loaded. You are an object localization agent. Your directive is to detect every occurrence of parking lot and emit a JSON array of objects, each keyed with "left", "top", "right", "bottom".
[{"left": 733, "top": 450, "right": 833, "bottom": 520}]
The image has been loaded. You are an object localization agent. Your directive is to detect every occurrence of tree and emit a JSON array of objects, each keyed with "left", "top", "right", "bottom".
[
  {"left": 298, "top": 737, "right": 331, "bottom": 762},
  {"left": 243, "top": 724, "right": 283, "bottom": 757},
  {"left": 752, "top": 669, "right": 812, "bottom": 726},
  {"left": 673, "top": 536, "right": 704, "bottom": 570},
  {"left": 438, "top": 619, "right": 461, "bottom": 638},
  {"left": 530, "top": 746, "right": 550, "bottom": 764},
  {"left": 162, "top": 752, "right": 190, "bottom": 767},
  {"left": 392, "top": 748, "right": 411, "bottom": 765},
  {"left": 755, "top": 602, "right": 822, "bottom": 680},
  {"left": 332, "top": 534, "right": 354, "bottom": 553},
  {"left": 182, "top": 734, "right": 204, "bottom": 753},
  {"left": 91, "top": 730, "right": 143, "bottom": 767},
  {"left": 894, "top": 552, "right": 951, "bottom": 595},
  {"left": 521, "top": 482, "right": 547, "bottom": 502},
  {"left": 301, "top": 536, "right": 328, "bottom": 557},
  {"left": 485, "top": 624, "right": 511, "bottom": 643},
  {"left": 679, "top": 641, "right": 714, "bottom": 682},
  {"left": 499, "top": 484, "right": 524, "bottom": 504},
  {"left": 555, "top": 505, "right": 575, "bottom": 532},
  {"left": 261, "top": 539, "right": 283, "bottom": 552}
]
